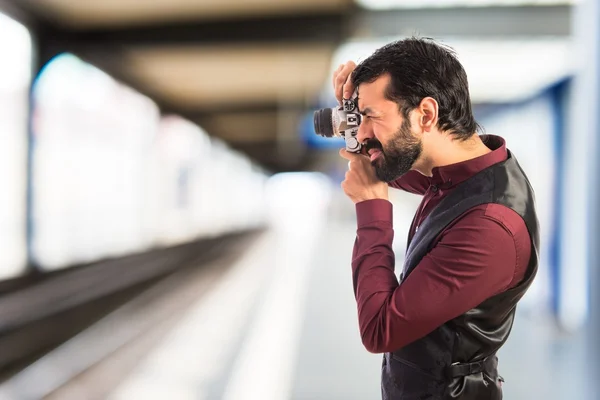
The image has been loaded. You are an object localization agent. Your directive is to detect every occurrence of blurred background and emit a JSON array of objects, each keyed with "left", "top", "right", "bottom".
[{"left": 0, "top": 0, "right": 597, "bottom": 399}]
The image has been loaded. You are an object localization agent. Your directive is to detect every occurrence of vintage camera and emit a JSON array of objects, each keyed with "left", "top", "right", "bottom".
[{"left": 313, "top": 90, "right": 362, "bottom": 153}]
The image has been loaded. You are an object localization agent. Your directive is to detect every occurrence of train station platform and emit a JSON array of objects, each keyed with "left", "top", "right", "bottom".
[{"left": 0, "top": 195, "right": 596, "bottom": 400}]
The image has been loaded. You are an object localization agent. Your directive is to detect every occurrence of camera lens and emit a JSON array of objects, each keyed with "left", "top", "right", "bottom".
[{"left": 313, "top": 108, "right": 334, "bottom": 138}]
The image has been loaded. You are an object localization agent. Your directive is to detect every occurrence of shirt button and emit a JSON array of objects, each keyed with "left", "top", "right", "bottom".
[{"left": 431, "top": 185, "right": 439, "bottom": 193}]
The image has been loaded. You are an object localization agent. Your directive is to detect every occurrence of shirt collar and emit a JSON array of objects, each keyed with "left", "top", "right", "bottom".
[{"left": 430, "top": 134, "right": 507, "bottom": 188}]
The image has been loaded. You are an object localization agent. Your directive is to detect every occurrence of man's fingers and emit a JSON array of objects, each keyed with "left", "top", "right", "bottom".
[
  {"left": 334, "top": 61, "right": 357, "bottom": 104},
  {"left": 339, "top": 148, "right": 357, "bottom": 161},
  {"left": 334, "top": 74, "right": 347, "bottom": 104},
  {"left": 342, "top": 68, "right": 356, "bottom": 99},
  {"left": 332, "top": 64, "right": 344, "bottom": 90},
  {"left": 340, "top": 147, "right": 372, "bottom": 161}
]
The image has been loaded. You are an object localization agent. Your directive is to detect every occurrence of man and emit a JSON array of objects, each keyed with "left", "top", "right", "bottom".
[{"left": 334, "top": 37, "right": 539, "bottom": 399}]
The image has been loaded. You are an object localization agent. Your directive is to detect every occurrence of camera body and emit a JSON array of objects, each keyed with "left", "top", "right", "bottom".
[{"left": 313, "top": 90, "right": 362, "bottom": 153}]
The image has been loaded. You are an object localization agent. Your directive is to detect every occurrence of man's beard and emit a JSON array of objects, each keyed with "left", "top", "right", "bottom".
[{"left": 365, "top": 119, "right": 422, "bottom": 183}]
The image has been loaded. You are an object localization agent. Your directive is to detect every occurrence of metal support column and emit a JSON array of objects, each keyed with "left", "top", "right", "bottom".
[{"left": 560, "top": 0, "right": 599, "bottom": 392}]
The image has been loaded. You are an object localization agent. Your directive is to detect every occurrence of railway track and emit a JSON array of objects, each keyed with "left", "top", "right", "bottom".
[{"left": 0, "top": 230, "right": 264, "bottom": 399}]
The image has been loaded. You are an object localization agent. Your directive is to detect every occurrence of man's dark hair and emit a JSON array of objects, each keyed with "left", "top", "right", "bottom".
[{"left": 351, "top": 37, "right": 480, "bottom": 140}]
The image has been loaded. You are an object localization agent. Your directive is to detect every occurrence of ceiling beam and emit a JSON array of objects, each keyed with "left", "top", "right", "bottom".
[
  {"left": 179, "top": 100, "right": 310, "bottom": 119},
  {"left": 355, "top": 5, "right": 571, "bottom": 38},
  {"left": 49, "top": 11, "right": 351, "bottom": 48}
]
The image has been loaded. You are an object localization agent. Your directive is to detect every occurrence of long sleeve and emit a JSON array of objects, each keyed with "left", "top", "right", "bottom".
[{"left": 352, "top": 201, "right": 530, "bottom": 354}]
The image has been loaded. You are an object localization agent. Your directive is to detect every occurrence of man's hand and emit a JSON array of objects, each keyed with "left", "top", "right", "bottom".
[
  {"left": 336, "top": 61, "right": 387, "bottom": 203},
  {"left": 333, "top": 61, "right": 357, "bottom": 104},
  {"left": 340, "top": 149, "right": 388, "bottom": 204}
]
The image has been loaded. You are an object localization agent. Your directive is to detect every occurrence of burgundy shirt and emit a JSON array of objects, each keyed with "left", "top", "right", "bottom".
[{"left": 351, "top": 135, "right": 531, "bottom": 354}]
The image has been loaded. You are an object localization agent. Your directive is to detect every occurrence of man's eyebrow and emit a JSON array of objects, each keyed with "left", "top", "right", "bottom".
[{"left": 359, "top": 107, "right": 374, "bottom": 116}]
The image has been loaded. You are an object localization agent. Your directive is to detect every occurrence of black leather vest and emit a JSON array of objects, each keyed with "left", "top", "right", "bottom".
[{"left": 381, "top": 149, "right": 540, "bottom": 400}]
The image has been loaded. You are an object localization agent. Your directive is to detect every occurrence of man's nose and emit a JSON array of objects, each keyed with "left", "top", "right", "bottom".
[{"left": 357, "top": 122, "right": 373, "bottom": 144}]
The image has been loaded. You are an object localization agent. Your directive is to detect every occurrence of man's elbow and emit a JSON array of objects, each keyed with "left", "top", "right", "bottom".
[{"left": 361, "top": 333, "right": 394, "bottom": 354}]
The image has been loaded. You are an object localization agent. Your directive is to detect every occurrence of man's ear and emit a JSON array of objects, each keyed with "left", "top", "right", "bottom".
[{"left": 418, "top": 97, "right": 439, "bottom": 132}]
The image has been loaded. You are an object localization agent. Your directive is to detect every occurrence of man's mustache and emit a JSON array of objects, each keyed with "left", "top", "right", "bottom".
[{"left": 364, "top": 139, "right": 383, "bottom": 153}]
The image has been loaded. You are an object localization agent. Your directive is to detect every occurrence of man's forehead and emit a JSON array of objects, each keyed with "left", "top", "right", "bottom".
[
  {"left": 356, "top": 85, "right": 371, "bottom": 112},
  {"left": 356, "top": 75, "right": 389, "bottom": 111},
  {"left": 357, "top": 86, "right": 378, "bottom": 113}
]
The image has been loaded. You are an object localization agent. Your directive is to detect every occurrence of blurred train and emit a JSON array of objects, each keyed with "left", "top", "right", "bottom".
[{"left": 0, "top": 13, "right": 269, "bottom": 279}]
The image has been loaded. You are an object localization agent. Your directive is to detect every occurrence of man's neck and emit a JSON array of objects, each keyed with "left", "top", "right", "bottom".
[{"left": 417, "top": 133, "right": 491, "bottom": 177}]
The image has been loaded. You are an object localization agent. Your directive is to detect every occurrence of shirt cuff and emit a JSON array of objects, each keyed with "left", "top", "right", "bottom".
[{"left": 356, "top": 199, "right": 393, "bottom": 228}]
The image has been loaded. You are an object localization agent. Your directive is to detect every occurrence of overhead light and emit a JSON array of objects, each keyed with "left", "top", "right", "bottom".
[
  {"left": 356, "top": 0, "right": 576, "bottom": 10},
  {"left": 326, "top": 37, "right": 573, "bottom": 104}
]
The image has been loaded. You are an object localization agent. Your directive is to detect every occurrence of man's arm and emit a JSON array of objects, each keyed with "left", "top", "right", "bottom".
[
  {"left": 388, "top": 170, "right": 431, "bottom": 195},
  {"left": 352, "top": 200, "right": 530, "bottom": 353}
]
